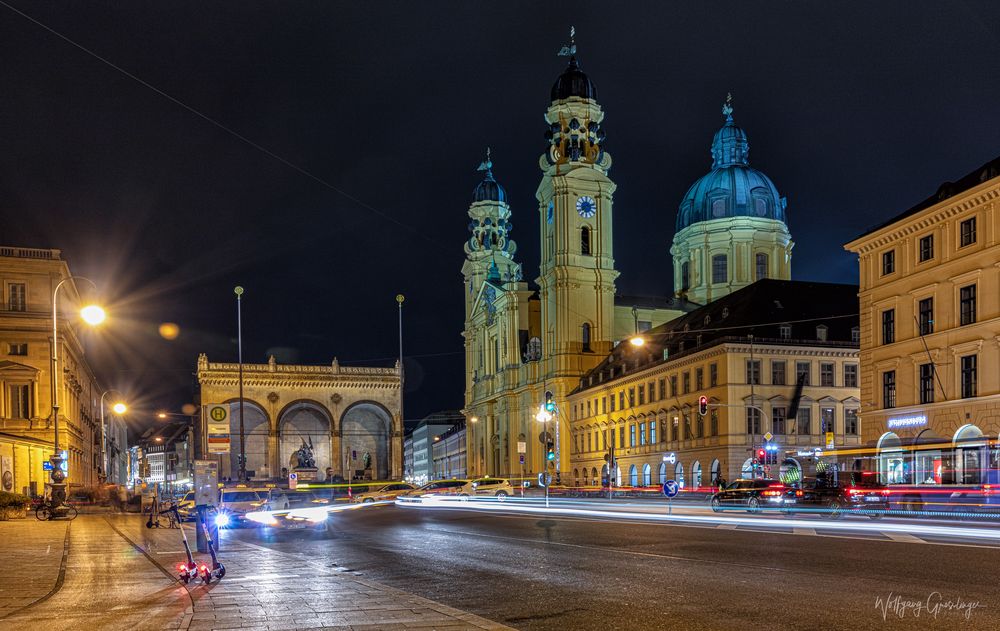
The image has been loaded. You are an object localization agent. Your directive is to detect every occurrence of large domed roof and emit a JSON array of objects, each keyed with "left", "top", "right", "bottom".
[
  {"left": 676, "top": 99, "right": 787, "bottom": 232},
  {"left": 550, "top": 57, "right": 597, "bottom": 102}
]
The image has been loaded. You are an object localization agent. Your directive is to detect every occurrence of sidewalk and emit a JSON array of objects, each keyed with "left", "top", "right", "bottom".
[{"left": 0, "top": 515, "right": 512, "bottom": 630}]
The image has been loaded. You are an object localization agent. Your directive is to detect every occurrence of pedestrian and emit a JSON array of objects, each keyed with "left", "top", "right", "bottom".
[{"left": 117, "top": 485, "right": 128, "bottom": 512}]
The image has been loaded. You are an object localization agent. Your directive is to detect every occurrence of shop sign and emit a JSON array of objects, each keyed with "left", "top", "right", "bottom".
[
  {"left": 887, "top": 414, "right": 927, "bottom": 429},
  {"left": 662, "top": 452, "right": 677, "bottom": 464}
]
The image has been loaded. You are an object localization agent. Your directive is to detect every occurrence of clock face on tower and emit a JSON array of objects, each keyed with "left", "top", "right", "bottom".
[{"left": 576, "top": 196, "right": 596, "bottom": 218}]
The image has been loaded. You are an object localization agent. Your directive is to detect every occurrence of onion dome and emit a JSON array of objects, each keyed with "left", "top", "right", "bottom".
[
  {"left": 550, "top": 57, "right": 597, "bottom": 102},
  {"left": 472, "top": 151, "right": 507, "bottom": 203},
  {"left": 676, "top": 95, "right": 787, "bottom": 232}
]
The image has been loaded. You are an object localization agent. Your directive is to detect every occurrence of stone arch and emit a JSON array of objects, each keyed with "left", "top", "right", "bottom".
[
  {"left": 340, "top": 400, "right": 393, "bottom": 481},
  {"left": 223, "top": 398, "right": 270, "bottom": 480},
  {"left": 277, "top": 399, "right": 333, "bottom": 478}
]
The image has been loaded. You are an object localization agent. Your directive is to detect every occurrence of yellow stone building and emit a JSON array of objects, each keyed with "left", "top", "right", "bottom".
[
  {"left": 0, "top": 246, "right": 107, "bottom": 496},
  {"left": 462, "top": 57, "right": 691, "bottom": 479},
  {"left": 844, "top": 157, "right": 1000, "bottom": 486},
  {"left": 196, "top": 354, "right": 402, "bottom": 481}
]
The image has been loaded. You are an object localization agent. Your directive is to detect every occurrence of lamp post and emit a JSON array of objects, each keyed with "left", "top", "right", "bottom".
[
  {"left": 50, "top": 276, "right": 105, "bottom": 505},
  {"left": 235, "top": 286, "right": 246, "bottom": 482},
  {"left": 99, "top": 390, "right": 127, "bottom": 483},
  {"left": 629, "top": 305, "right": 644, "bottom": 347},
  {"left": 536, "top": 405, "right": 552, "bottom": 508},
  {"left": 396, "top": 294, "right": 405, "bottom": 479}
]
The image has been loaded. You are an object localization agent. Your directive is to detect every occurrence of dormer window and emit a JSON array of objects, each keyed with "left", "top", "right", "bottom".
[
  {"left": 711, "top": 198, "right": 726, "bottom": 218},
  {"left": 816, "top": 324, "right": 828, "bottom": 341},
  {"left": 779, "top": 324, "right": 791, "bottom": 339},
  {"left": 851, "top": 326, "right": 860, "bottom": 343}
]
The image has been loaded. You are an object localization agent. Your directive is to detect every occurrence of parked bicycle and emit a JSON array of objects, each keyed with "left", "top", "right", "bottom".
[{"left": 35, "top": 501, "right": 79, "bottom": 521}]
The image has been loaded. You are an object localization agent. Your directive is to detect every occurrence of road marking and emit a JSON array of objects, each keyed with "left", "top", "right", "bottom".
[
  {"left": 883, "top": 532, "right": 926, "bottom": 544},
  {"left": 716, "top": 524, "right": 738, "bottom": 529},
  {"left": 793, "top": 527, "right": 817, "bottom": 536}
]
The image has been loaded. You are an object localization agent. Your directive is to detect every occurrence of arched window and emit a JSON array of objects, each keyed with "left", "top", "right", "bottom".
[
  {"left": 642, "top": 463, "right": 651, "bottom": 486},
  {"left": 692, "top": 461, "right": 702, "bottom": 488},
  {"left": 674, "top": 462, "right": 685, "bottom": 488},
  {"left": 592, "top": 467, "right": 599, "bottom": 485},
  {"left": 581, "top": 226, "right": 592, "bottom": 255},
  {"left": 629, "top": 464, "right": 638, "bottom": 487},
  {"left": 658, "top": 462, "right": 667, "bottom": 484},
  {"left": 581, "top": 322, "right": 592, "bottom": 352},
  {"left": 712, "top": 198, "right": 727, "bottom": 217},
  {"left": 754, "top": 197, "right": 768, "bottom": 217},
  {"left": 710, "top": 459, "right": 721, "bottom": 486},
  {"left": 755, "top": 253, "right": 768, "bottom": 280},
  {"left": 712, "top": 254, "right": 728, "bottom": 284},
  {"left": 681, "top": 261, "right": 690, "bottom": 291},
  {"left": 573, "top": 468, "right": 579, "bottom": 486}
]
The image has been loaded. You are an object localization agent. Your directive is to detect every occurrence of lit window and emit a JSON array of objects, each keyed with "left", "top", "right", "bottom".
[
  {"left": 882, "top": 250, "right": 895, "bottom": 275},
  {"left": 712, "top": 255, "right": 727, "bottom": 284},
  {"left": 755, "top": 253, "right": 768, "bottom": 280}
]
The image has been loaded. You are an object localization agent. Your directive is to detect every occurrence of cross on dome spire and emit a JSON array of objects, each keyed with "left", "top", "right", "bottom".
[
  {"left": 557, "top": 26, "right": 577, "bottom": 57},
  {"left": 476, "top": 147, "right": 494, "bottom": 179},
  {"left": 722, "top": 92, "right": 734, "bottom": 122}
]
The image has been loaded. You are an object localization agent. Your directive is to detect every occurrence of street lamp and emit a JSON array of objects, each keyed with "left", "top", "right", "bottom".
[
  {"left": 629, "top": 305, "right": 644, "bottom": 346},
  {"left": 535, "top": 404, "right": 553, "bottom": 508},
  {"left": 99, "top": 389, "right": 127, "bottom": 483},
  {"left": 50, "top": 276, "right": 105, "bottom": 506}
]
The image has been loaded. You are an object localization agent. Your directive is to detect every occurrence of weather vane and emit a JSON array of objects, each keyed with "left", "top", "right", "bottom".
[
  {"left": 722, "top": 92, "right": 734, "bottom": 121},
  {"left": 558, "top": 26, "right": 576, "bottom": 57},
  {"left": 476, "top": 147, "right": 493, "bottom": 173}
]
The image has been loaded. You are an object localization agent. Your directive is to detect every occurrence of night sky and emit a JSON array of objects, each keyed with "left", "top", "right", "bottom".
[{"left": 2, "top": 2, "right": 999, "bottom": 434}]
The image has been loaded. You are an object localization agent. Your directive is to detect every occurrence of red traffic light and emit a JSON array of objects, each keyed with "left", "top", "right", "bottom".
[
  {"left": 757, "top": 449, "right": 766, "bottom": 459},
  {"left": 698, "top": 395, "right": 708, "bottom": 416}
]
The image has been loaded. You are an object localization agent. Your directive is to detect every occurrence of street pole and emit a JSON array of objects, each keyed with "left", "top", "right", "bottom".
[
  {"left": 396, "top": 294, "right": 405, "bottom": 480},
  {"left": 749, "top": 334, "right": 756, "bottom": 479},
  {"left": 235, "top": 286, "right": 246, "bottom": 482}
]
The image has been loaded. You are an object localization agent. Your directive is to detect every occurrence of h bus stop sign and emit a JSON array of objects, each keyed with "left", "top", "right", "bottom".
[{"left": 662, "top": 480, "right": 680, "bottom": 498}]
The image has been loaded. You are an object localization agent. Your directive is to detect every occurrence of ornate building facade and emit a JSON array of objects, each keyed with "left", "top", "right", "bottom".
[
  {"left": 0, "top": 246, "right": 106, "bottom": 496},
  {"left": 196, "top": 354, "right": 402, "bottom": 482}
]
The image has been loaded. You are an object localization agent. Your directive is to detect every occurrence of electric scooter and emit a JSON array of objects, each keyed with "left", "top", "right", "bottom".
[
  {"left": 196, "top": 508, "right": 226, "bottom": 584},
  {"left": 170, "top": 505, "right": 199, "bottom": 584}
]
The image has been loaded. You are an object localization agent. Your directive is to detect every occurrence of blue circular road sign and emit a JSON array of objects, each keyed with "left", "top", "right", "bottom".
[{"left": 662, "top": 480, "right": 680, "bottom": 498}]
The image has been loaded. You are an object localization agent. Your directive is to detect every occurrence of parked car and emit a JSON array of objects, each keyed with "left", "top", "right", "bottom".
[
  {"left": 351, "top": 482, "right": 416, "bottom": 503},
  {"left": 175, "top": 491, "right": 196, "bottom": 521},
  {"left": 469, "top": 478, "right": 514, "bottom": 500},
  {"left": 217, "top": 487, "right": 289, "bottom": 526},
  {"left": 395, "top": 479, "right": 471, "bottom": 503},
  {"left": 710, "top": 479, "right": 799, "bottom": 513},
  {"left": 792, "top": 473, "right": 890, "bottom": 519}
]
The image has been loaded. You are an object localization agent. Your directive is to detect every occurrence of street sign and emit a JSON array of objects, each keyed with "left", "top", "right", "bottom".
[
  {"left": 763, "top": 431, "right": 773, "bottom": 441},
  {"left": 537, "top": 472, "right": 552, "bottom": 487},
  {"left": 206, "top": 404, "right": 230, "bottom": 454},
  {"left": 662, "top": 480, "right": 680, "bottom": 498},
  {"left": 519, "top": 454, "right": 525, "bottom": 465},
  {"left": 288, "top": 472, "right": 298, "bottom": 490},
  {"left": 517, "top": 441, "right": 526, "bottom": 454},
  {"left": 825, "top": 432, "right": 835, "bottom": 449}
]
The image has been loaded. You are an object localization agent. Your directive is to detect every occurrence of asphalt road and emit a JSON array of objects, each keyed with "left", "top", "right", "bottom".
[{"left": 227, "top": 503, "right": 1000, "bottom": 631}]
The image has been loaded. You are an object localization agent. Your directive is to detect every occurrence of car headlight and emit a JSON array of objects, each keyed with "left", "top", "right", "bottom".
[{"left": 214, "top": 513, "right": 231, "bottom": 528}]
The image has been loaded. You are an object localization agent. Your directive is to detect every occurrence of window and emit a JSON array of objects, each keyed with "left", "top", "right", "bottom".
[
  {"left": 629, "top": 424, "right": 636, "bottom": 447},
  {"left": 960, "top": 217, "right": 976, "bottom": 247},
  {"left": 636, "top": 385, "right": 645, "bottom": 406},
  {"left": 619, "top": 392, "right": 625, "bottom": 409},
  {"left": 609, "top": 396, "right": 615, "bottom": 412},
  {"left": 755, "top": 253, "right": 768, "bottom": 280},
  {"left": 712, "top": 254, "right": 728, "bottom": 284},
  {"left": 844, "top": 364, "right": 858, "bottom": 388},
  {"left": 670, "top": 375, "right": 677, "bottom": 397},
  {"left": 638, "top": 321, "right": 652, "bottom": 333},
  {"left": 684, "top": 414, "right": 692, "bottom": 439},
  {"left": 845, "top": 409, "right": 858, "bottom": 435},
  {"left": 682, "top": 372, "right": 690, "bottom": 394},
  {"left": 628, "top": 388, "right": 635, "bottom": 407},
  {"left": 581, "top": 227, "right": 591, "bottom": 255},
  {"left": 7, "top": 283, "right": 26, "bottom": 312},
  {"left": 771, "top": 360, "right": 786, "bottom": 386},
  {"left": 581, "top": 323, "right": 591, "bottom": 352},
  {"left": 650, "top": 420, "right": 657, "bottom": 443},
  {"left": 816, "top": 325, "right": 828, "bottom": 341},
  {"left": 681, "top": 262, "right": 690, "bottom": 292},
  {"left": 883, "top": 370, "right": 896, "bottom": 409},
  {"left": 710, "top": 409, "right": 718, "bottom": 436},
  {"left": 712, "top": 198, "right": 726, "bottom": 217},
  {"left": 918, "top": 297, "right": 934, "bottom": 335},
  {"left": 657, "top": 379, "right": 665, "bottom": 400},
  {"left": 960, "top": 285, "right": 976, "bottom": 326},
  {"left": 820, "top": 363, "right": 834, "bottom": 387},
  {"left": 796, "top": 408, "right": 811, "bottom": 435},
  {"left": 587, "top": 433, "right": 592, "bottom": 452},
  {"left": 695, "top": 367, "right": 704, "bottom": 391},
  {"left": 709, "top": 363, "right": 718, "bottom": 387},
  {"left": 820, "top": 407, "right": 835, "bottom": 436},
  {"left": 8, "top": 343, "right": 27, "bottom": 356},
  {"left": 696, "top": 413, "right": 704, "bottom": 438},
  {"left": 8, "top": 384, "right": 30, "bottom": 419},
  {"left": 746, "top": 408, "right": 761, "bottom": 435},
  {"left": 881, "top": 309, "right": 895, "bottom": 344},
  {"left": 779, "top": 324, "right": 791, "bottom": 339},
  {"left": 639, "top": 422, "right": 647, "bottom": 445},
  {"left": 754, "top": 198, "right": 768, "bottom": 216},
  {"left": 772, "top": 407, "right": 786, "bottom": 435},
  {"left": 882, "top": 250, "right": 895, "bottom": 275},
  {"left": 587, "top": 401, "right": 592, "bottom": 417},
  {"left": 746, "top": 360, "right": 761, "bottom": 385},
  {"left": 918, "top": 235, "right": 934, "bottom": 262},
  {"left": 919, "top": 363, "right": 935, "bottom": 404},
  {"left": 961, "top": 355, "right": 977, "bottom": 399},
  {"left": 619, "top": 426, "right": 625, "bottom": 447},
  {"left": 601, "top": 397, "right": 607, "bottom": 414},
  {"left": 795, "top": 361, "right": 810, "bottom": 386},
  {"left": 851, "top": 326, "right": 860, "bottom": 343}
]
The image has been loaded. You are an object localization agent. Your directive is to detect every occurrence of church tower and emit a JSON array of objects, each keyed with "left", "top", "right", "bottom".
[
  {"left": 535, "top": 49, "right": 618, "bottom": 381},
  {"left": 671, "top": 96, "right": 793, "bottom": 304}
]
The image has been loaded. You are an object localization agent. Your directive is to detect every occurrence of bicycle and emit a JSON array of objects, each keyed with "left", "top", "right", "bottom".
[{"left": 35, "top": 501, "right": 79, "bottom": 521}]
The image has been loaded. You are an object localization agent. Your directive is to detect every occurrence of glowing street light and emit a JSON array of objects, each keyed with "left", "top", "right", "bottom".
[
  {"left": 80, "top": 304, "right": 106, "bottom": 325},
  {"left": 112, "top": 402, "right": 127, "bottom": 415},
  {"left": 157, "top": 412, "right": 167, "bottom": 419},
  {"left": 629, "top": 336, "right": 645, "bottom": 347}
]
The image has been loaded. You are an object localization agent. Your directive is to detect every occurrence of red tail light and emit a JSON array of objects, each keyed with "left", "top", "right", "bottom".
[
  {"left": 199, "top": 565, "right": 208, "bottom": 572},
  {"left": 847, "top": 487, "right": 860, "bottom": 495},
  {"left": 881, "top": 489, "right": 890, "bottom": 496},
  {"left": 176, "top": 563, "right": 187, "bottom": 572},
  {"left": 763, "top": 490, "right": 781, "bottom": 497},
  {"left": 795, "top": 490, "right": 803, "bottom": 497}
]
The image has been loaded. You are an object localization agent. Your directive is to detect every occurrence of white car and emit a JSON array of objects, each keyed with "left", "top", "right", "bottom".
[
  {"left": 351, "top": 482, "right": 417, "bottom": 503},
  {"left": 396, "top": 479, "right": 470, "bottom": 503}
]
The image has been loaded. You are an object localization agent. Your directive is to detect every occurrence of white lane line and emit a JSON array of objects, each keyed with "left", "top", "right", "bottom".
[
  {"left": 793, "top": 527, "right": 817, "bottom": 536},
  {"left": 716, "top": 524, "right": 738, "bottom": 530},
  {"left": 884, "top": 532, "right": 926, "bottom": 544}
]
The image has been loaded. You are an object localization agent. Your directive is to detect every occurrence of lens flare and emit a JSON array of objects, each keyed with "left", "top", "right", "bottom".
[{"left": 158, "top": 322, "right": 180, "bottom": 340}]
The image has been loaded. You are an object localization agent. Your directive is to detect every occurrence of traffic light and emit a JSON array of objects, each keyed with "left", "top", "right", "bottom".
[
  {"left": 544, "top": 390, "right": 556, "bottom": 413},
  {"left": 546, "top": 448, "right": 555, "bottom": 461},
  {"left": 757, "top": 448, "right": 766, "bottom": 464},
  {"left": 698, "top": 396, "right": 708, "bottom": 417}
]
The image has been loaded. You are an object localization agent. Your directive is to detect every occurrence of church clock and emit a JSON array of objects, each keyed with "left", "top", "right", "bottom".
[{"left": 576, "top": 196, "right": 596, "bottom": 218}]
